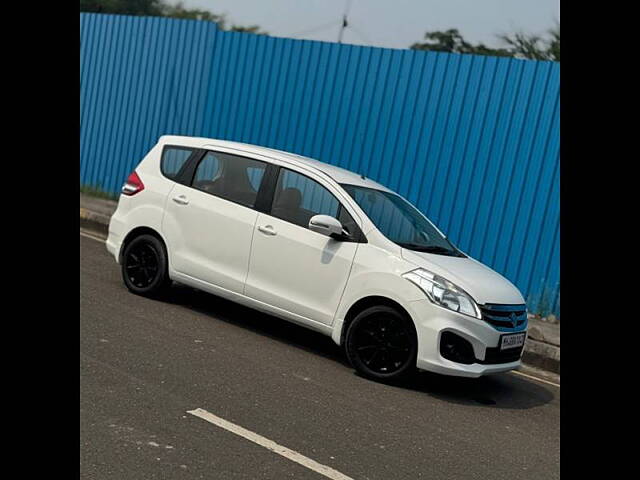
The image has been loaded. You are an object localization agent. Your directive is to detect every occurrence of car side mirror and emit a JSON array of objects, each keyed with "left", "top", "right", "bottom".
[{"left": 309, "top": 214, "right": 345, "bottom": 239}]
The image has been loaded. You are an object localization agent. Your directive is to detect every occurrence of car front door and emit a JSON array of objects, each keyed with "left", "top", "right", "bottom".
[
  {"left": 162, "top": 149, "right": 268, "bottom": 294},
  {"left": 244, "top": 167, "right": 362, "bottom": 326}
]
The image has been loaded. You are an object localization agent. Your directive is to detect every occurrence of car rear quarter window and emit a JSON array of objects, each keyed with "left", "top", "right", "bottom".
[{"left": 161, "top": 146, "right": 194, "bottom": 180}]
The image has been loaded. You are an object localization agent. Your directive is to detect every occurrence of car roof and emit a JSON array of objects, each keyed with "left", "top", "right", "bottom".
[{"left": 159, "top": 135, "right": 392, "bottom": 192}]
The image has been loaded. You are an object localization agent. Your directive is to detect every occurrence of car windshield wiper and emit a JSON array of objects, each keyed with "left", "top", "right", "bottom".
[{"left": 397, "top": 243, "right": 461, "bottom": 256}]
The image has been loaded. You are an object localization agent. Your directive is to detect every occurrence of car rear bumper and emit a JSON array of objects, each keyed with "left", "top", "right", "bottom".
[
  {"left": 105, "top": 235, "right": 119, "bottom": 262},
  {"left": 106, "top": 214, "right": 125, "bottom": 264}
]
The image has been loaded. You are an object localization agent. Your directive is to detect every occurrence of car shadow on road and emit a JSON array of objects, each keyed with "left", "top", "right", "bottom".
[
  {"left": 161, "top": 284, "right": 556, "bottom": 410},
  {"left": 396, "top": 370, "right": 556, "bottom": 410},
  {"left": 161, "top": 283, "right": 350, "bottom": 364}
]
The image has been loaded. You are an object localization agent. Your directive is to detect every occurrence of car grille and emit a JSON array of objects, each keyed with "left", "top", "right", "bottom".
[
  {"left": 479, "top": 344, "right": 524, "bottom": 364},
  {"left": 480, "top": 304, "right": 527, "bottom": 330}
]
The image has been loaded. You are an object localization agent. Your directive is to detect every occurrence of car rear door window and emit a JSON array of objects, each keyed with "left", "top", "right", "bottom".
[{"left": 191, "top": 151, "right": 267, "bottom": 208}]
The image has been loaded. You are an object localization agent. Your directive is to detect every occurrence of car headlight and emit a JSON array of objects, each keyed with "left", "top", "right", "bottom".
[{"left": 402, "top": 268, "right": 481, "bottom": 319}]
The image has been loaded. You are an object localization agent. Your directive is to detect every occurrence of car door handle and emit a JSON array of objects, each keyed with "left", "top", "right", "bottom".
[
  {"left": 172, "top": 195, "right": 189, "bottom": 205},
  {"left": 258, "top": 225, "right": 277, "bottom": 236}
]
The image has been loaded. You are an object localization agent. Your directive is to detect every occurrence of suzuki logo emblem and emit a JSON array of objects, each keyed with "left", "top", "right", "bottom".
[{"left": 510, "top": 312, "right": 518, "bottom": 327}]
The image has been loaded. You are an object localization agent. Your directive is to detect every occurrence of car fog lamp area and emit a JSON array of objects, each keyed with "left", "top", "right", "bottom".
[{"left": 402, "top": 268, "right": 481, "bottom": 319}]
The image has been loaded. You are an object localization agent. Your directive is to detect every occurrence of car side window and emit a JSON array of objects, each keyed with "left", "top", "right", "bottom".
[
  {"left": 191, "top": 151, "right": 267, "bottom": 208},
  {"left": 338, "top": 206, "right": 359, "bottom": 238},
  {"left": 271, "top": 169, "right": 341, "bottom": 229},
  {"left": 161, "top": 147, "right": 194, "bottom": 180},
  {"left": 193, "top": 153, "right": 221, "bottom": 184}
]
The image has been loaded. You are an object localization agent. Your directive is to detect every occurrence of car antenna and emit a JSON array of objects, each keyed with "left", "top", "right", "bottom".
[{"left": 360, "top": 173, "right": 366, "bottom": 180}]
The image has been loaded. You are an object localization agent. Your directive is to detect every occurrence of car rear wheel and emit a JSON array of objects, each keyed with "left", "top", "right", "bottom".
[
  {"left": 122, "top": 234, "right": 171, "bottom": 296},
  {"left": 345, "top": 305, "right": 418, "bottom": 382}
]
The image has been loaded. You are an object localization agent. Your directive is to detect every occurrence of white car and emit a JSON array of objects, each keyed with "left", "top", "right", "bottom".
[{"left": 107, "top": 136, "right": 527, "bottom": 382}]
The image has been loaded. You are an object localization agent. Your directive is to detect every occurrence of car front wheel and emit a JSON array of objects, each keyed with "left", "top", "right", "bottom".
[{"left": 345, "top": 305, "right": 418, "bottom": 382}]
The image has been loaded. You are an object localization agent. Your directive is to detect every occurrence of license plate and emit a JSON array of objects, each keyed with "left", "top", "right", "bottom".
[{"left": 500, "top": 332, "right": 526, "bottom": 350}]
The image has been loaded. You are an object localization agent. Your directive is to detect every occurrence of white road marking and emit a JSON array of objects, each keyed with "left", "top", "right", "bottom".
[
  {"left": 511, "top": 370, "right": 560, "bottom": 388},
  {"left": 80, "top": 229, "right": 107, "bottom": 242},
  {"left": 187, "top": 408, "right": 354, "bottom": 480}
]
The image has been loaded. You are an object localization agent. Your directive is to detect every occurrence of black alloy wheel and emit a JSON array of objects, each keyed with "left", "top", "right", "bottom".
[
  {"left": 122, "top": 234, "right": 171, "bottom": 296},
  {"left": 345, "top": 305, "right": 418, "bottom": 382}
]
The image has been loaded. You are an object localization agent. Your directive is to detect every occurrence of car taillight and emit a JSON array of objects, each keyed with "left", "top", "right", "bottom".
[{"left": 122, "top": 171, "right": 145, "bottom": 196}]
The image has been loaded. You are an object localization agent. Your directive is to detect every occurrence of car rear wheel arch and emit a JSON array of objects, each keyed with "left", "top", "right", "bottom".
[{"left": 119, "top": 226, "right": 168, "bottom": 265}]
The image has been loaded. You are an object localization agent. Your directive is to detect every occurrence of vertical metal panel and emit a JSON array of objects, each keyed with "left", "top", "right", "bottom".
[
  {"left": 80, "top": 13, "right": 560, "bottom": 316},
  {"left": 80, "top": 13, "right": 218, "bottom": 194}
]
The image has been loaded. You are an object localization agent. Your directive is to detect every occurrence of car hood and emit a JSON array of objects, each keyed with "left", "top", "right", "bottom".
[{"left": 401, "top": 248, "right": 525, "bottom": 305}]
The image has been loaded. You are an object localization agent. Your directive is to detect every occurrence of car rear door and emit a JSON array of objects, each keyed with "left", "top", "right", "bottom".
[{"left": 161, "top": 148, "right": 269, "bottom": 294}]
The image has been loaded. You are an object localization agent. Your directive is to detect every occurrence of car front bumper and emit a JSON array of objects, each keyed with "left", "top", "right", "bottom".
[{"left": 406, "top": 299, "right": 527, "bottom": 378}]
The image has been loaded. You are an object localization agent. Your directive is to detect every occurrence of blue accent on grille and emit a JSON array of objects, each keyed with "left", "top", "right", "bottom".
[{"left": 480, "top": 304, "right": 528, "bottom": 332}]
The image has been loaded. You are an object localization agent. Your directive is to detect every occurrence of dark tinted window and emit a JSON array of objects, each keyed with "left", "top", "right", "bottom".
[
  {"left": 271, "top": 169, "right": 339, "bottom": 228},
  {"left": 338, "top": 206, "right": 359, "bottom": 238},
  {"left": 192, "top": 151, "right": 267, "bottom": 208},
  {"left": 193, "top": 153, "right": 221, "bottom": 183},
  {"left": 161, "top": 147, "right": 193, "bottom": 179}
]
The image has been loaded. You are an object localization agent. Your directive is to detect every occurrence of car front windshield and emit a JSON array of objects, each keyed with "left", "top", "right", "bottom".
[{"left": 341, "top": 184, "right": 464, "bottom": 257}]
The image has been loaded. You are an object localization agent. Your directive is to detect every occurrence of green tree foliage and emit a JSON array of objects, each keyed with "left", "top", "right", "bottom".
[
  {"left": 160, "top": 2, "right": 266, "bottom": 33},
  {"left": 80, "top": 0, "right": 164, "bottom": 16},
  {"left": 411, "top": 24, "right": 560, "bottom": 61},
  {"left": 80, "top": 0, "right": 267, "bottom": 34},
  {"left": 547, "top": 24, "right": 560, "bottom": 62},
  {"left": 410, "top": 29, "right": 511, "bottom": 57},
  {"left": 160, "top": 2, "right": 224, "bottom": 23}
]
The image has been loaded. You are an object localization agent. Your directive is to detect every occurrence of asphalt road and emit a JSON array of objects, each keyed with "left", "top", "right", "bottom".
[{"left": 80, "top": 233, "right": 560, "bottom": 480}]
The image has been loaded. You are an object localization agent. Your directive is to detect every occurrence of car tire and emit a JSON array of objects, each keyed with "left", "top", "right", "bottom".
[
  {"left": 121, "top": 234, "right": 171, "bottom": 297},
  {"left": 345, "top": 305, "right": 418, "bottom": 382}
]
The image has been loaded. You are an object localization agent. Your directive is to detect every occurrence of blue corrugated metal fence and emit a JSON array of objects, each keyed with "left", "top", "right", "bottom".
[{"left": 80, "top": 13, "right": 560, "bottom": 316}]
